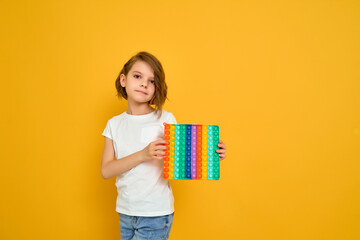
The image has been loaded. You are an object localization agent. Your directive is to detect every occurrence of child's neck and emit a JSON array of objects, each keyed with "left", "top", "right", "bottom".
[{"left": 126, "top": 103, "right": 154, "bottom": 116}]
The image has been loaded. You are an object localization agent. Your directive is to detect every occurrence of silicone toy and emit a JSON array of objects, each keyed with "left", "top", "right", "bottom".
[{"left": 163, "top": 123, "right": 220, "bottom": 180}]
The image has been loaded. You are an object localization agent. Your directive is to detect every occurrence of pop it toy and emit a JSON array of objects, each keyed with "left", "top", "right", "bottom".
[{"left": 163, "top": 123, "right": 220, "bottom": 180}]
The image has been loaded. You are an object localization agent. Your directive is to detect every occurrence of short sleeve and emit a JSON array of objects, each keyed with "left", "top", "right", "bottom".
[
  {"left": 102, "top": 120, "right": 113, "bottom": 140},
  {"left": 167, "top": 113, "right": 177, "bottom": 124}
]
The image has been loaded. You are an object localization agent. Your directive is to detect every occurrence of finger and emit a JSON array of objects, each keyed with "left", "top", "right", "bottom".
[
  {"left": 154, "top": 145, "right": 168, "bottom": 151},
  {"left": 218, "top": 144, "right": 226, "bottom": 150},
  {"left": 153, "top": 139, "right": 169, "bottom": 145},
  {"left": 154, "top": 150, "right": 166, "bottom": 156},
  {"left": 216, "top": 149, "right": 226, "bottom": 154},
  {"left": 217, "top": 144, "right": 225, "bottom": 149}
]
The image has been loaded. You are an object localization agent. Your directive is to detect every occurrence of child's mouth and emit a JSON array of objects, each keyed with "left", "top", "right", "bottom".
[{"left": 136, "top": 90, "right": 147, "bottom": 95}]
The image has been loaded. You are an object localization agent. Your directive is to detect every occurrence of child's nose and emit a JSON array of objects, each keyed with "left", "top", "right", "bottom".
[{"left": 140, "top": 80, "right": 148, "bottom": 88}]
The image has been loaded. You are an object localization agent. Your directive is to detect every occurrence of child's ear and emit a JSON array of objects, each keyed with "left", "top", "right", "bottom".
[{"left": 120, "top": 74, "right": 126, "bottom": 87}]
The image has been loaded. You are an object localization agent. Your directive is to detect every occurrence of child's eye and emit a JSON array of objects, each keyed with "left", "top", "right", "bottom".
[
  {"left": 150, "top": 80, "right": 155, "bottom": 84},
  {"left": 134, "top": 74, "right": 140, "bottom": 79}
]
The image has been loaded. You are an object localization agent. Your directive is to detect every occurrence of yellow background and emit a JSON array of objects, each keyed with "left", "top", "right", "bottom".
[{"left": 1, "top": 0, "right": 359, "bottom": 239}]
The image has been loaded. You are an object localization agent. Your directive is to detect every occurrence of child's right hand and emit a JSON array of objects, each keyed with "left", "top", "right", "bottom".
[{"left": 141, "top": 139, "right": 169, "bottom": 162}]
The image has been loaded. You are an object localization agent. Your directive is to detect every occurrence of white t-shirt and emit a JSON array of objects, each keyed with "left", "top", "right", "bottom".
[{"left": 102, "top": 109, "right": 177, "bottom": 216}]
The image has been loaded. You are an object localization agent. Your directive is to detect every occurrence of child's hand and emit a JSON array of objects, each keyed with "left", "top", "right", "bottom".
[
  {"left": 216, "top": 140, "right": 227, "bottom": 161},
  {"left": 142, "top": 139, "right": 168, "bottom": 162}
]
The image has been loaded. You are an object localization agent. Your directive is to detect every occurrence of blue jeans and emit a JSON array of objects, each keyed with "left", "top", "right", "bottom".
[{"left": 118, "top": 212, "right": 174, "bottom": 240}]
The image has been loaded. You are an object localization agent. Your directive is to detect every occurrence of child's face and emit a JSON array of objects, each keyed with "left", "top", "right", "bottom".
[{"left": 120, "top": 61, "right": 156, "bottom": 104}]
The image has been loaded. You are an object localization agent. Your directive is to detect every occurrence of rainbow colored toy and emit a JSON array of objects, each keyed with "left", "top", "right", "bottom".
[{"left": 163, "top": 123, "right": 220, "bottom": 180}]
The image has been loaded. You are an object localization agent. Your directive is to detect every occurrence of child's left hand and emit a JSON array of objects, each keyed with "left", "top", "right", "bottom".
[{"left": 216, "top": 140, "right": 227, "bottom": 161}]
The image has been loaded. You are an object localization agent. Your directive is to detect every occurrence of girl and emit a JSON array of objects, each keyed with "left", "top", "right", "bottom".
[{"left": 101, "top": 51, "right": 227, "bottom": 240}]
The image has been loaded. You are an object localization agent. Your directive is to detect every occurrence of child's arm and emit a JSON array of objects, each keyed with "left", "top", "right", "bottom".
[{"left": 101, "top": 137, "right": 168, "bottom": 179}]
